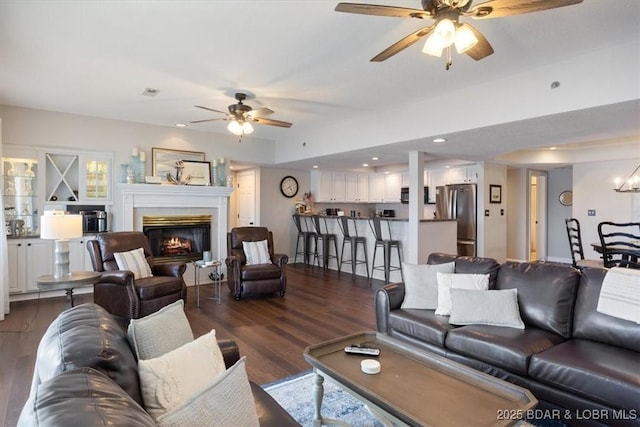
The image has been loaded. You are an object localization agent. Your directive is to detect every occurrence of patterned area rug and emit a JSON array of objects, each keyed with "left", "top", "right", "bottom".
[
  {"left": 264, "top": 371, "right": 383, "bottom": 426},
  {"left": 263, "top": 371, "right": 566, "bottom": 427}
]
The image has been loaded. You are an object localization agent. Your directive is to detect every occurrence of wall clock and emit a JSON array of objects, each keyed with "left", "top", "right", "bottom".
[{"left": 280, "top": 176, "right": 299, "bottom": 198}]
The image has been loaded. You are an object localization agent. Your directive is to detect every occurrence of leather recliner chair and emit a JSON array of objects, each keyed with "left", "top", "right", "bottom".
[
  {"left": 226, "top": 226, "right": 288, "bottom": 301},
  {"left": 87, "top": 231, "right": 187, "bottom": 324}
]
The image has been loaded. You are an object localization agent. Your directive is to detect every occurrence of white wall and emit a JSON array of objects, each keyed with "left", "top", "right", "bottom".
[
  {"left": 481, "top": 162, "right": 508, "bottom": 262},
  {"left": 257, "top": 167, "right": 310, "bottom": 258},
  {"left": 573, "top": 158, "right": 640, "bottom": 260},
  {"left": 547, "top": 167, "right": 573, "bottom": 263},
  {"left": 507, "top": 168, "right": 528, "bottom": 261}
]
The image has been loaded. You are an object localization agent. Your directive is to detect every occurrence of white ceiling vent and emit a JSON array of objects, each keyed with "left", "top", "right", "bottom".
[{"left": 142, "top": 88, "right": 160, "bottom": 97}]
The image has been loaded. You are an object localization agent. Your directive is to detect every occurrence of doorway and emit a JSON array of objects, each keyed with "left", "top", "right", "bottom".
[
  {"left": 528, "top": 171, "right": 547, "bottom": 261},
  {"left": 236, "top": 170, "right": 257, "bottom": 227}
]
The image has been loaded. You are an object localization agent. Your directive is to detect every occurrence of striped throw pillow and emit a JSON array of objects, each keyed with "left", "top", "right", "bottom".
[
  {"left": 242, "top": 240, "right": 271, "bottom": 265},
  {"left": 114, "top": 247, "right": 153, "bottom": 279}
]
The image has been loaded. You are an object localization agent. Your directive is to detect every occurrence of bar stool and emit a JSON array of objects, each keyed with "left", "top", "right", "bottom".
[
  {"left": 337, "top": 216, "right": 369, "bottom": 280},
  {"left": 292, "top": 214, "right": 316, "bottom": 265},
  {"left": 369, "top": 217, "right": 404, "bottom": 285},
  {"left": 311, "top": 215, "right": 339, "bottom": 270}
]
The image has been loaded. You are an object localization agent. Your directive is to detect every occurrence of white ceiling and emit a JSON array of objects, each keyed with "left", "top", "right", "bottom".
[{"left": 1, "top": 0, "right": 639, "bottom": 171}]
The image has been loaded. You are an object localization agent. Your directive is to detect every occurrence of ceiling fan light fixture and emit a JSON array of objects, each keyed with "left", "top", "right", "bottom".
[
  {"left": 242, "top": 121, "right": 254, "bottom": 135},
  {"left": 454, "top": 25, "right": 478, "bottom": 54},
  {"left": 422, "top": 34, "right": 443, "bottom": 57},
  {"left": 433, "top": 18, "right": 456, "bottom": 48},
  {"left": 227, "top": 120, "right": 243, "bottom": 136}
]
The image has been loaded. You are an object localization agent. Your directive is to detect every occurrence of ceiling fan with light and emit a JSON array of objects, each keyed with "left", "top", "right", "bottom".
[
  {"left": 335, "top": 0, "right": 583, "bottom": 69},
  {"left": 190, "top": 92, "right": 292, "bottom": 138}
]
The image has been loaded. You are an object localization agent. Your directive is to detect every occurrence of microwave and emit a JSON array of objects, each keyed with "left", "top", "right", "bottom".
[{"left": 400, "top": 187, "right": 428, "bottom": 204}]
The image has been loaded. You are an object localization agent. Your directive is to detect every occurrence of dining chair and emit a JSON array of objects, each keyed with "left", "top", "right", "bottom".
[
  {"left": 597, "top": 221, "right": 640, "bottom": 269},
  {"left": 564, "top": 218, "right": 603, "bottom": 269}
]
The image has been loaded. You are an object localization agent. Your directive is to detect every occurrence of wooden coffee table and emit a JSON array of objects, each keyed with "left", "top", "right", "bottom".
[{"left": 304, "top": 331, "right": 537, "bottom": 427}]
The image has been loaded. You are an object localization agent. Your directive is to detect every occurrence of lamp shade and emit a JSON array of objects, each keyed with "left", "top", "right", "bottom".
[
  {"left": 40, "top": 214, "right": 83, "bottom": 240},
  {"left": 227, "top": 120, "right": 243, "bottom": 136}
]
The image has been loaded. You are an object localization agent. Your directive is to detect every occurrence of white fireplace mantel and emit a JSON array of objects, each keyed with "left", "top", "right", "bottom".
[{"left": 119, "top": 184, "right": 234, "bottom": 261}]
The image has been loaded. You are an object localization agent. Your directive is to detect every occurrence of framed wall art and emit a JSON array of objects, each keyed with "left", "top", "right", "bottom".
[
  {"left": 181, "top": 160, "right": 212, "bottom": 186},
  {"left": 489, "top": 184, "right": 502, "bottom": 204},
  {"left": 151, "top": 148, "right": 205, "bottom": 182}
]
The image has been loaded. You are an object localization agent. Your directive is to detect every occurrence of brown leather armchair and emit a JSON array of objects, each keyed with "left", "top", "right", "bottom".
[
  {"left": 226, "top": 227, "right": 288, "bottom": 301},
  {"left": 87, "top": 231, "right": 187, "bottom": 323}
]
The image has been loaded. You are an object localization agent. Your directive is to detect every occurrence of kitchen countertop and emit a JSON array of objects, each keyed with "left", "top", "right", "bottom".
[{"left": 299, "top": 214, "right": 455, "bottom": 222}]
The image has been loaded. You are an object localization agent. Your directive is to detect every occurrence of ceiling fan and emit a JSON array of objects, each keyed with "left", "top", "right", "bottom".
[
  {"left": 191, "top": 92, "right": 292, "bottom": 137},
  {"left": 335, "top": 0, "right": 583, "bottom": 69}
]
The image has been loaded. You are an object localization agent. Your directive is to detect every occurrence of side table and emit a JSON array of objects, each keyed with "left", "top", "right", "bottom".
[
  {"left": 192, "top": 260, "right": 222, "bottom": 307},
  {"left": 36, "top": 271, "right": 102, "bottom": 308}
]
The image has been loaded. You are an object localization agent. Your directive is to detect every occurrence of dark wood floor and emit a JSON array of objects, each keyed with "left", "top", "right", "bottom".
[{"left": 0, "top": 264, "right": 382, "bottom": 426}]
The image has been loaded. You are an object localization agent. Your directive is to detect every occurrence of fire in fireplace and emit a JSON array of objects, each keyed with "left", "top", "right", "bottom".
[{"left": 143, "top": 215, "right": 211, "bottom": 263}]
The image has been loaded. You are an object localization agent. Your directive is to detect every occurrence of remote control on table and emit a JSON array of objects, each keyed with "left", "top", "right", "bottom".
[{"left": 344, "top": 345, "right": 381, "bottom": 356}]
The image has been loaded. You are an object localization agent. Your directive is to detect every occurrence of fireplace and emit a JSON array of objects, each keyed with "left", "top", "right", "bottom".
[{"left": 143, "top": 215, "right": 211, "bottom": 263}]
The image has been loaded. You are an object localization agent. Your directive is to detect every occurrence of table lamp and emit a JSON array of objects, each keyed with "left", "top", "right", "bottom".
[{"left": 40, "top": 213, "right": 83, "bottom": 278}]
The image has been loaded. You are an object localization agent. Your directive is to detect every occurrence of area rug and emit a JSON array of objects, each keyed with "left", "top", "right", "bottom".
[
  {"left": 263, "top": 372, "right": 566, "bottom": 427},
  {"left": 263, "top": 371, "right": 384, "bottom": 426}
]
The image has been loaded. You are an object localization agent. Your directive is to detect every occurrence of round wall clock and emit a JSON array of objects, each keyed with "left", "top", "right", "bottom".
[{"left": 280, "top": 176, "right": 299, "bottom": 198}]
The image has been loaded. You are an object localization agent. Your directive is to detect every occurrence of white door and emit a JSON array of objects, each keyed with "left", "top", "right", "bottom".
[{"left": 237, "top": 170, "right": 256, "bottom": 226}]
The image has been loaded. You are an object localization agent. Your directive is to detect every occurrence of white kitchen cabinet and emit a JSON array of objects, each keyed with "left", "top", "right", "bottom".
[
  {"left": 368, "top": 173, "right": 385, "bottom": 202},
  {"left": 383, "top": 173, "right": 402, "bottom": 203},
  {"left": 447, "top": 165, "right": 478, "bottom": 184},
  {"left": 311, "top": 171, "right": 347, "bottom": 202},
  {"left": 427, "top": 169, "right": 448, "bottom": 203},
  {"left": 45, "top": 150, "right": 113, "bottom": 205},
  {"left": 345, "top": 173, "right": 369, "bottom": 202},
  {"left": 7, "top": 238, "right": 53, "bottom": 293},
  {"left": 368, "top": 173, "right": 402, "bottom": 203},
  {"left": 69, "top": 236, "right": 95, "bottom": 272}
]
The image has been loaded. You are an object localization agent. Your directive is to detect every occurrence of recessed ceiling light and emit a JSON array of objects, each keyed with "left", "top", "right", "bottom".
[
  {"left": 175, "top": 123, "right": 186, "bottom": 127},
  {"left": 372, "top": 157, "right": 379, "bottom": 161},
  {"left": 313, "top": 165, "right": 318, "bottom": 169},
  {"left": 362, "top": 163, "right": 369, "bottom": 167},
  {"left": 549, "top": 146, "right": 557, "bottom": 150},
  {"left": 445, "top": 165, "right": 450, "bottom": 169},
  {"left": 433, "top": 138, "right": 447, "bottom": 143}
]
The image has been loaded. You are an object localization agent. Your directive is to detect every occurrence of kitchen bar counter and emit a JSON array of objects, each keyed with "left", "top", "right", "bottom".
[{"left": 295, "top": 214, "right": 456, "bottom": 281}]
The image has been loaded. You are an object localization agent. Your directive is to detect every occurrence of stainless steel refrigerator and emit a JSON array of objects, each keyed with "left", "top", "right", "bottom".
[{"left": 435, "top": 184, "right": 477, "bottom": 256}]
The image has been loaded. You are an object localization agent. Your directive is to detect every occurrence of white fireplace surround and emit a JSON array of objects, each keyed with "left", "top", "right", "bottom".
[{"left": 119, "top": 184, "right": 233, "bottom": 263}]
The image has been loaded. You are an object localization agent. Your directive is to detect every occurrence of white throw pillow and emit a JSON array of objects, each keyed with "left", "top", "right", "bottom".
[
  {"left": 449, "top": 288, "right": 525, "bottom": 329},
  {"left": 114, "top": 247, "right": 153, "bottom": 279},
  {"left": 156, "top": 357, "right": 259, "bottom": 427},
  {"left": 138, "top": 330, "right": 227, "bottom": 420},
  {"left": 435, "top": 272, "right": 489, "bottom": 316},
  {"left": 127, "top": 300, "right": 194, "bottom": 360},
  {"left": 243, "top": 240, "right": 271, "bottom": 265},
  {"left": 401, "top": 262, "right": 455, "bottom": 309}
]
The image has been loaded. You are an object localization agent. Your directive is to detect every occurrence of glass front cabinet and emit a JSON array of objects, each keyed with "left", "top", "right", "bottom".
[
  {"left": 2, "top": 155, "right": 39, "bottom": 236},
  {"left": 44, "top": 152, "right": 113, "bottom": 205}
]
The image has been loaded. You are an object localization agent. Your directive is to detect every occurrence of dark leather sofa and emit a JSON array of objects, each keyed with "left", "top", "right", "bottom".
[
  {"left": 18, "top": 303, "right": 299, "bottom": 426},
  {"left": 376, "top": 253, "right": 640, "bottom": 426}
]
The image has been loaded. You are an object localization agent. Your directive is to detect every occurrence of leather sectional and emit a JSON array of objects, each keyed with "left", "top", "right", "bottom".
[
  {"left": 18, "top": 303, "right": 299, "bottom": 426},
  {"left": 375, "top": 253, "right": 640, "bottom": 426}
]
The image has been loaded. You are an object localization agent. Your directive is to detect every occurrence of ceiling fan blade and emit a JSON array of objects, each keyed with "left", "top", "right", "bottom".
[
  {"left": 252, "top": 117, "right": 292, "bottom": 128},
  {"left": 335, "top": 3, "right": 433, "bottom": 19},
  {"left": 468, "top": 0, "right": 583, "bottom": 19},
  {"left": 189, "top": 118, "right": 226, "bottom": 124},
  {"left": 247, "top": 107, "right": 274, "bottom": 118},
  {"left": 194, "top": 105, "right": 227, "bottom": 114},
  {"left": 371, "top": 24, "right": 435, "bottom": 62},
  {"left": 461, "top": 23, "right": 494, "bottom": 60}
]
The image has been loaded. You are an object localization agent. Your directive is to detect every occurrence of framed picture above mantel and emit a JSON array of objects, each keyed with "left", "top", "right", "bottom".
[
  {"left": 151, "top": 148, "right": 205, "bottom": 182},
  {"left": 182, "top": 160, "right": 212, "bottom": 186}
]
